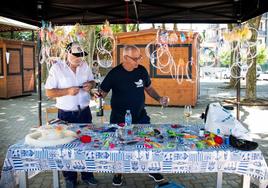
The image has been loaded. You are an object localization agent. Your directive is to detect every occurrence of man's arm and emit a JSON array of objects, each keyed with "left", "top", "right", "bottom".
[
  {"left": 46, "top": 87, "right": 79, "bottom": 98},
  {"left": 144, "top": 85, "right": 161, "bottom": 102},
  {"left": 145, "top": 85, "right": 169, "bottom": 106}
]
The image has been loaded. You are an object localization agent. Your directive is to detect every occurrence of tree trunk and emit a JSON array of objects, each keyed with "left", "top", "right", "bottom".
[
  {"left": 121, "top": 24, "right": 127, "bottom": 32},
  {"left": 128, "top": 24, "right": 137, "bottom": 32},
  {"left": 173, "top": 23, "right": 178, "bottom": 31},
  {"left": 245, "top": 16, "right": 262, "bottom": 101},
  {"left": 87, "top": 25, "right": 96, "bottom": 65},
  {"left": 228, "top": 24, "right": 237, "bottom": 88}
]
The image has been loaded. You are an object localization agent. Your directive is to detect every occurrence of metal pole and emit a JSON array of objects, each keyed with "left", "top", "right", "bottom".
[
  {"left": 236, "top": 47, "right": 241, "bottom": 120},
  {"left": 132, "top": 0, "right": 140, "bottom": 31},
  {"left": 236, "top": 76, "right": 240, "bottom": 120},
  {"left": 37, "top": 1, "right": 44, "bottom": 126},
  {"left": 37, "top": 35, "right": 42, "bottom": 126}
]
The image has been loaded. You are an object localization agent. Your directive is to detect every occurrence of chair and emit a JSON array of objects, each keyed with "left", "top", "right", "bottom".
[{"left": 45, "top": 106, "right": 58, "bottom": 124}]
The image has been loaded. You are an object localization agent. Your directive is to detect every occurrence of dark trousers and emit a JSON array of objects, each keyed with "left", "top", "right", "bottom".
[{"left": 58, "top": 106, "right": 94, "bottom": 182}]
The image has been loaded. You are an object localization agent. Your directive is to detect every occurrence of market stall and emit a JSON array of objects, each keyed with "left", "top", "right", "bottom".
[
  {"left": 0, "top": 39, "right": 36, "bottom": 98},
  {"left": 0, "top": 16, "right": 37, "bottom": 98},
  {"left": 115, "top": 29, "right": 199, "bottom": 106},
  {"left": 0, "top": 1, "right": 268, "bottom": 188}
]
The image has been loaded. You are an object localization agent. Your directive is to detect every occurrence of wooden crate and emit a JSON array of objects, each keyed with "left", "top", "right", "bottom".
[
  {"left": 114, "top": 29, "right": 199, "bottom": 106},
  {"left": 0, "top": 39, "right": 36, "bottom": 98}
]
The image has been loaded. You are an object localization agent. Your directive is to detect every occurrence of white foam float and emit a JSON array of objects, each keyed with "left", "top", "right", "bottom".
[{"left": 25, "top": 127, "right": 77, "bottom": 147}]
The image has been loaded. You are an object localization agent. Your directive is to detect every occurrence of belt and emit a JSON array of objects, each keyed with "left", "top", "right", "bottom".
[{"left": 59, "top": 106, "right": 89, "bottom": 113}]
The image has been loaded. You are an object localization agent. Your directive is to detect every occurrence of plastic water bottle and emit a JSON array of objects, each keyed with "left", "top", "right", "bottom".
[
  {"left": 125, "top": 110, "right": 132, "bottom": 137},
  {"left": 125, "top": 110, "right": 132, "bottom": 126}
]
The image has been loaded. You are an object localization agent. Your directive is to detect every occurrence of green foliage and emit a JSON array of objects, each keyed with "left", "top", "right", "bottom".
[
  {"left": 0, "top": 32, "right": 11, "bottom": 38},
  {"left": 256, "top": 46, "right": 268, "bottom": 64},
  {"left": 0, "top": 31, "right": 37, "bottom": 41},
  {"left": 199, "top": 59, "right": 205, "bottom": 66},
  {"left": 94, "top": 24, "right": 124, "bottom": 58},
  {"left": 218, "top": 45, "right": 267, "bottom": 66},
  {"left": 112, "top": 24, "right": 123, "bottom": 33},
  {"left": 128, "top": 24, "right": 137, "bottom": 31},
  {"left": 219, "top": 50, "right": 231, "bottom": 66}
]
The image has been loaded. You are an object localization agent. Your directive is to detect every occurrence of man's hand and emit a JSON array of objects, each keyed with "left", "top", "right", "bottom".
[
  {"left": 160, "top": 96, "right": 170, "bottom": 107},
  {"left": 90, "top": 88, "right": 108, "bottom": 99},
  {"left": 82, "top": 81, "right": 95, "bottom": 92},
  {"left": 82, "top": 81, "right": 92, "bottom": 92},
  {"left": 67, "top": 87, "right": 80, "bottom": 96}
]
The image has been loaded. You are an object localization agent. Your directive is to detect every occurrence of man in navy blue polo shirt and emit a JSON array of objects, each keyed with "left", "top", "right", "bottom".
[{"left": 99, "top": 45, "right": 169, "bottom": 186}]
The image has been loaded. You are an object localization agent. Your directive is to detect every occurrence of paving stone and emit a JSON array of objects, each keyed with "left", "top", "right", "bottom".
[
  {"left": 96, "top": 184, "right": 107, "bottom": 188},
  {"left": 40, "top": 180, "right": 52, "bottom": 188},
  {"left": 227, "top": 180, "right": 241, "bottom": 187}
]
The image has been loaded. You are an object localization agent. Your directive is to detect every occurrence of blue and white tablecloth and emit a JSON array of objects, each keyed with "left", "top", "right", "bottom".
[{"left": 1, "top": 124, "right": 268, "bottom": 188}]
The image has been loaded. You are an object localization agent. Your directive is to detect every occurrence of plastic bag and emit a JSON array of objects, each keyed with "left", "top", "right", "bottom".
[{"left": 204, "top": 102, "right": 251, "bottom": 141}]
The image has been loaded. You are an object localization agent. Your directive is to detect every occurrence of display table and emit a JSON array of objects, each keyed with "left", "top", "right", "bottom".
[{"left": 1, "top": 124, "right": 268, "bottom": 188}]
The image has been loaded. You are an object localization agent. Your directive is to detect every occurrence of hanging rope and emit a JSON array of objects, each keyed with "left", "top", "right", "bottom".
[{"left": 145, "top": 28, "right": 196, "bottom": 85}]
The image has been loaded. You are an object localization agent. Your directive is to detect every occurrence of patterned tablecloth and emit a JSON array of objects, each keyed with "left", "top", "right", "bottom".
[{"left": 1, "top": 124, "right": 268, "bottom": 187}]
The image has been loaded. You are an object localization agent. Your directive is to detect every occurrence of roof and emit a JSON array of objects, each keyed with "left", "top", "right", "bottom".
[
  {"left": 0, "top": 16, "right": 38, "bottom": 32},
  {"left": 0, "top": 0, "right": 267, "bottom": 26}
]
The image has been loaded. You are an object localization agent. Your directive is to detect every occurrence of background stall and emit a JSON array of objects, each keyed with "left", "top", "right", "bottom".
[
  {"left": 115, "top": 29, "right": 200, "bottom": 106},
  {"left": 0, "top": 16, "right": 37, "bottom": 98}
]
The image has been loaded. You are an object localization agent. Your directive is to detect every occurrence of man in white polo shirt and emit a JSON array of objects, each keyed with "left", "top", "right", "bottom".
[{"left": 45, "top": 42, "right": 97, "bottom": 187}]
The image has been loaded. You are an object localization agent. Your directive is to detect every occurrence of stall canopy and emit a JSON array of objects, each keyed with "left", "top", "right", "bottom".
[
  {"left": 0, "top": 0, "right": 268, "bottom": 26},
  {"left": 0, "top": 16, "right": 38, "bottom": 32}
]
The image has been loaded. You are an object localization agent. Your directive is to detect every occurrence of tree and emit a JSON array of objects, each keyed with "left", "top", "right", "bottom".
[
  {"left": 0, "top": 31, "right": 36, "bottom": 41},
  {"left": 256, "top": 46, "right": 268, "bottom": 65},
  {"left": 173, "top": 23, "right": 178, "bottom": 31},
  {"left": 121, "top": 24, "right": 127, "bottom": 32},
  {"left": 227, "top": 23, "right": 238, "bottom": 88},
  {"left": 245, "top": 16, "right": 262, "bottom": 101}
]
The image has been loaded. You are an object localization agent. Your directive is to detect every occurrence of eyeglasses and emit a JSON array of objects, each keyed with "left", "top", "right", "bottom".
[{"left": 126, "top": 55, "right": 143, "bottom": 62}]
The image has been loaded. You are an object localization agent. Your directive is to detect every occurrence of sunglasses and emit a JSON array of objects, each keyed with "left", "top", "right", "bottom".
[
  {"left": 71, "top": 52, "right": 88, "bottom": 57},
  {"left": 126, "top": 55, "right": 143, "bottom": 62}
]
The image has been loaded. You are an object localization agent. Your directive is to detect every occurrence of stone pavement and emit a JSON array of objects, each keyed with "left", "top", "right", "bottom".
[{"left": 0, "top": 79, "right": 268, "bottom": 188}]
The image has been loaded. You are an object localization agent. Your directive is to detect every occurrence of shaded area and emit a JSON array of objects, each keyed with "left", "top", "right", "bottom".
[{"left": 0, "top": 0, "right": 268, "bottom": 25}]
